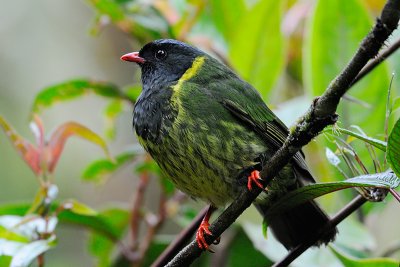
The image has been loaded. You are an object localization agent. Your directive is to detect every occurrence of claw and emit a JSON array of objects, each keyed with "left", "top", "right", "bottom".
[
  {"left": 247, "top": 170, "right": 264, "bottom": 191},
  {"left": 196, "top": 206, "right": 218, "bottom": 251},
  {"left": 213, "top": 236, "right": 221, "bottom": 245},
  {"left": 196, "top": 219, "right": 213, "bottom": 250}
]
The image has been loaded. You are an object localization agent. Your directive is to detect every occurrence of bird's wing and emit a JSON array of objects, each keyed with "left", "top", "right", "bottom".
[{"left": 210, "top": 77, "right": 313, "bottom": 182}]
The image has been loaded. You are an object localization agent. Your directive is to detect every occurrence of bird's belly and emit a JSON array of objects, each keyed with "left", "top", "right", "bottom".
[
  {"left": 138, "top": 120, "right": 267, "bottom": 207},
  {"left": 142, "top": 138, "right": 234, "bottom": 206}
]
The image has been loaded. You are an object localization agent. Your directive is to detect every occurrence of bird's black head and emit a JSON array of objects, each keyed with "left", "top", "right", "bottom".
[{"left": 121, "top": 39, "right": 205, "bottom": 88}]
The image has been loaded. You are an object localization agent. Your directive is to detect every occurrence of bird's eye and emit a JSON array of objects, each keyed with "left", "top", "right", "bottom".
[{"left": 155, "top": 49, "right": 167, "bottom": 60}]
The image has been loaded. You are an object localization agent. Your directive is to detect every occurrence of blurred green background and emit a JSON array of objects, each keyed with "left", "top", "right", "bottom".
[{"left": 1, "top": 0, "right": 400, "bottom": 266}]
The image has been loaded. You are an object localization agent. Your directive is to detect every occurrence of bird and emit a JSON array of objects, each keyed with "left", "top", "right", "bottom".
[{"left": 121, "top": 39, "right": 337, "bottom": 251}]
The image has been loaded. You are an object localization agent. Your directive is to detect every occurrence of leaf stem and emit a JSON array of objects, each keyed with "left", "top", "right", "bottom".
[{"left": 389, "top": 188, "right": 400, "bottom": 203}]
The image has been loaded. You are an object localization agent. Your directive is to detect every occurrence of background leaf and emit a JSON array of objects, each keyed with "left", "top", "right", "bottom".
[
  {"left": 266, "top": 172, "right": 399, "bottom": 216},
  {"left": 324, "top": 126, "right": 387, "bottom": 152},
  {"left": 229, "top": 0, "right": 285, "bottom": 98},
  {"left": 387, "top": 118, "right": 400, "bottom": 177},
  {"left": 0, "top": 203, "right": 127, "bottom": 242},
  {"left": 103, "top": 99, "right": 124, "bottom": 139},
  {"left": 304, "top": 0, "right": 389, "bottom": 135},
  {"left": 82, "top": 151, "right": 136, "bottom": 183},
  {"left": 226, "top": 227, "right": 272, "bottom": 267},
  {"left": 47, "top": 121, "right": 110, "bottom": 173},
  {"left": 62, "top": 199, "right": 98, "bottom": 216},
  {"left": 0, "top": 225, "right": 29, "bottom": 243},
  {"left": 31, "top": 79, "right": 125, "bottom": 114},
  {"left": 0, "top": 116, "right": 40, "bottom": 175},
  {"left": 208, "top": 0, "right": 245, "bottom": 40},
  {"left": 9, "top": 236, "right": 56, "bottom": 267},
  {"left": 330, "top": 245, "right": 399, "bottom": 267}
]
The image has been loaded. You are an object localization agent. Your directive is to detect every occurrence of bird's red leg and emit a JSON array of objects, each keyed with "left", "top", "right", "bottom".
[
  {"left": 247, "top": 170, "right": 264, "bottom": 191},
  {"left": 196, "top": 205, "right": 217, "bottom": 250}
]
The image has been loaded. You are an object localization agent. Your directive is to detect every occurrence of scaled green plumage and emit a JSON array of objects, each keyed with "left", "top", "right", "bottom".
[{"left": 122, "top": 39, "right": 337, "bottom": 250}]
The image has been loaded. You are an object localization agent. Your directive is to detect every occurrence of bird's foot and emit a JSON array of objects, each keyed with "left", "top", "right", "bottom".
[
  {"left": 196, "top": 219, "right": 213, "bottom": 251},
  {"left": 247, "top": 170, "right": 264, "bottom": 191}
]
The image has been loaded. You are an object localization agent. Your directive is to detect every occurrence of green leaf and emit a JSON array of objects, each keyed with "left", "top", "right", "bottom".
[
  {"left": 90, "top": 0, "right": 125, "bottom": 21},
  {"left": 47, "top": 121, "right": 110, "bottom": 173},
  {"left": 0, "top": 203, "right": 30, "bottom": 216},
  {"left": 158, "top": 175, "right": 175, "bottom": 196},
  {"left": 9, "top": 236, "right": 56, "bottom": 267},
  {"left": 103, "top": 100, "right": 124, "bottom": 139},
  {"left": 135, "top": 160, "right": 161, "bottom": 175},
  {"left": 243, "top": 222, "right": 340, "bottom": 267},
  {"left": 387, "top": 118, "right": 400, "bottom": 177},
  {"left": 226, "top": 226, "right": 272, "bottom": 267},
  {"left": 392, "top": 96, "right": 400, "bottom": 111},
  {"left": 229, "top": 0, "right": 285, "bottom": 98},
  {"left": 141, "top": 238, "right": 172, "bottom": 267},
  {"left": 208, "top": 0, "right": 245, "bottom": 40},
  {"left": 0, "top": 203, "right": 127, "bottom": 242},
  {"left": 0, "top": 256, "right": 12, "bottom": 266},
  {"left": 31, "top": 79, "right": 124, "bottom": 114},
  {"left": 124, "top": 85, "right": 141, "bottom": 103},
  {"left": 0, "top": 225, "right": 29, "bottom": 243},
  {"left": 265, "top": 171, "right": 399, "bottom": 216},
  {"left": 62, "top": 199, "right": 98, "bottom": 216},
  {"left": 87, "top": 208, "right": 130, "bottom": 266},
  {"left": 88, "top": 231, "right": 114, "bottom": 267},
  {"left": 58, "top": 208, "right": 128, "bottom": 241},
  {"left": 330, "top": 245, "right": 399, "bottom": 267},
  {"left": 304, "top": 0, "right": 389, "bottom": 135},
  {"left": 335, "top": 218, "right": 376, "bottom": 252},
  {"left": 26, "top": 186, "right": 48, "bottom": 215},
  {"left": 82, "top": 151, "right": 136, "bottom": 183},
  {"left": 324, "top": 126, "right": 387, "bottom": 152},
  {"left": 0, "top": 215, "right": 58, "bottom": 241},
  {"left": 87, "top": 0, "right": 165, "bottom": 42}
]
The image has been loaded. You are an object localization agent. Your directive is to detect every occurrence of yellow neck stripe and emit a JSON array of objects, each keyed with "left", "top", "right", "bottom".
[{"left": 175, "top": 56, "right": 205, "bottom": 90}]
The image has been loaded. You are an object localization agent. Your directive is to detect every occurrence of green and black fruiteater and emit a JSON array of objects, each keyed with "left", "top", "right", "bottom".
[{"left": 121, "top": 39, "right": 337, "bottom": 250}]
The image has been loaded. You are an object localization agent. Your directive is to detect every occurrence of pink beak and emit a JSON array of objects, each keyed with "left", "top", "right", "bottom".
[{"left": 120, "top": 52, "right": 145, "bottom": 64}]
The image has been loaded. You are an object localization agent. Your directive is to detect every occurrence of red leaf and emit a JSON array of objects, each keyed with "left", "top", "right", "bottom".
[
  {"left": 47, "top": 122, "right": 109, "bottom": 173},
  {"left": 0, "top": 116, "right": 41, "bottom": 174}
]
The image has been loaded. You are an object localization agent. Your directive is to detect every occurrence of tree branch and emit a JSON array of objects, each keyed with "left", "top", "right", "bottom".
[
  {"left": 272, "top": 195, "right": 367, "bottom": 267},
  {"left": 165, "top": 1, "right": 400, "bottom": 266},
  {"left": 351, "top": 37, "right": 400, "bottom": 86}
]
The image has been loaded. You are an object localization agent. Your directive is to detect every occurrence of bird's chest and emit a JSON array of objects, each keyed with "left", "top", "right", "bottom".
[
  {"left": 133, "top": 89, "right": 176, "bottom": 144},
  {"left": 140, "top": 121, "right": 236, "bottom": 206},
  {"left": 134, "top": 93, "right": 235, "bottom": 205}
]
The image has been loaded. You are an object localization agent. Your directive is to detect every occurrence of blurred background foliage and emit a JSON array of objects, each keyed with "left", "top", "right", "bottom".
[{"left": 1, "top": 0, "right": 400, "bottom": 266}]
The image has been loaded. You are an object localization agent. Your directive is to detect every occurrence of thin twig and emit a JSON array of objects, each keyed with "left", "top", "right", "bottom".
[
  {"left": 151, "top": 206, "right": 208, "bottom": 267},
  {"left": 130, "top": 169, "right": 150, "bottom": 251},
  {"left": 165, "top": 1, "right": 400, "bottom": 266},
  {"left": 389, "top": 188, "right": 400, "bottom": 203},
  {"left": 134, "top": 192, "right": 167, "bottom": 267},
  {"left": 381, "top": 240, "right": 400, "bottom": 257},
  {"left": 272, "top": 195, "right": 367, "bottom": 267},
  {"left": 351, "top": 38, "right": 400, "bottom": 86},
  {"left": 37, "top": 254, "right": 44, "bottom": 267}
]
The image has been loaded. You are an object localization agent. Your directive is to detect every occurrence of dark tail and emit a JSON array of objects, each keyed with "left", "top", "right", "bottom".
[{"left": 255, "top": 200, "right": 337, "bottom": 250}]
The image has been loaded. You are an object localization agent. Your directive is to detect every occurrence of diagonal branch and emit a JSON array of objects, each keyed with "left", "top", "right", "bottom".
[
  {"left": 351, "top": 37, "right": 400, "bottom": 86},
  {"left": 272, "top": 195, "right": 367, "bottom": 267},
  {"left": 165, "top": 1, "right": 400, "bottom": 266}
]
